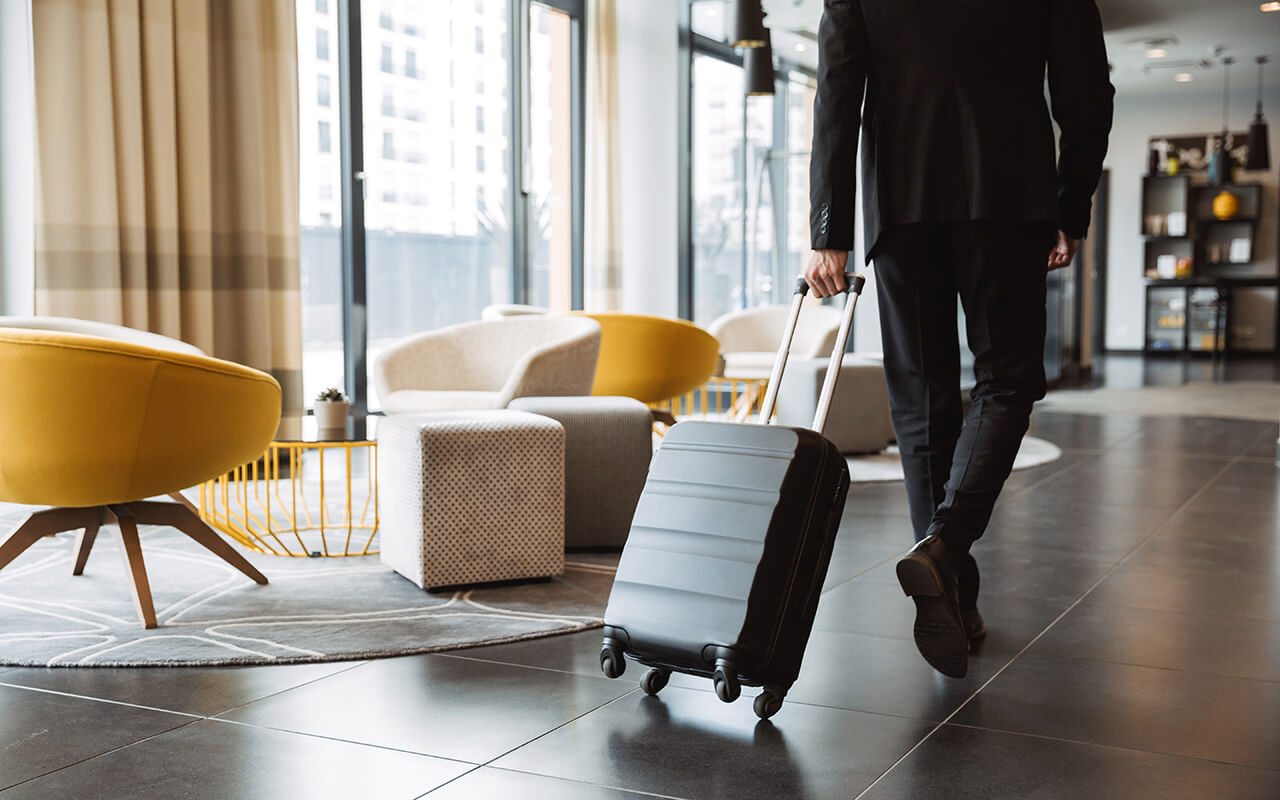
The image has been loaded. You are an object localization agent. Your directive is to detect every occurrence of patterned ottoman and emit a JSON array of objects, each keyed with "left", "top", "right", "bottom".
[
  {"left": 377, "top": 411, "right": 565, "bottom": 590},
  {"left": 509, "top": 396, "right": 653, "bottom": 549},
  {"left": 774, "top": 354, "right": 895, "bottom": 454}
]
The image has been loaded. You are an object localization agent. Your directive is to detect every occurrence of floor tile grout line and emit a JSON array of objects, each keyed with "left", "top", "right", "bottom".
[
  {"left": 0, "top": 658, "right": 371, "bottom": 724},
  {"left": 202, "top": 715, "right": 485, "bottom": 767},
  {"left": 851, "top": 454, "right": 1243, "bottom": 800},
  {"left": 416, "top": 689, "right": 652, "bottom": 798},
  {"left": 209, "top": 659, "right": 373, "bottom": 718},
  {"left": 826, "top": 445, "right": 1106, "bottom": 597},
  {"left": 423, "top": 765, "right": 693, "bottom": 800},
  {"left": 0, "top": 717, "right": 204, "bottom": 794},
  {"left": 945, "top": 720, "right": 1280, "bottom": 773},
  {"left": 0, "top": 681, "right": 205, "bottom": 720}
]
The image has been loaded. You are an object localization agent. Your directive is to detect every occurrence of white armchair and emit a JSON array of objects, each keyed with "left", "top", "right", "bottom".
[
  {"left": 480, "top": 304, "right": 549, "bottom": 321},
  {"left": 373, "top": 317, "right": 602, "bottom": 414},
  {"left": 707, "top": 302, "right": 844, "bottom": 378}
]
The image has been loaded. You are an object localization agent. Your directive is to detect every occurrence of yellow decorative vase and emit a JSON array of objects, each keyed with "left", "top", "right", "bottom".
[{"left": 1213, "top": 190, "right": 1239, "bottom": 220}]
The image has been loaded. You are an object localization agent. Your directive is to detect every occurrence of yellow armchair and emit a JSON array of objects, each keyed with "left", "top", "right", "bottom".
[
  {"left": 0, "top": 328, "right": 281, "bottom": 628},
  {"left": 578, "top": 313, "right": 720, "bottom": 406}
]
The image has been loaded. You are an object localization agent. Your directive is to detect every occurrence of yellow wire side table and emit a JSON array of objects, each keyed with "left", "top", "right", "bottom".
[
  {"left": 199, "top": 415, "right": 379, "bottom": 557},
  {"left": 649, "top": 376, "right": 770, "bottom": 427}
]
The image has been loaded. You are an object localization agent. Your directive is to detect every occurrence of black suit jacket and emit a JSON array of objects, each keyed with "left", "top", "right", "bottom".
[{"left": 810, "top": 0, "right": 1115, "bottom": 259}]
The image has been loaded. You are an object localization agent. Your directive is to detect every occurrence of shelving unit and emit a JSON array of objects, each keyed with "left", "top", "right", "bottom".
[{"left": 1140, "top": 174, "right": 1276, "bottom": 355}]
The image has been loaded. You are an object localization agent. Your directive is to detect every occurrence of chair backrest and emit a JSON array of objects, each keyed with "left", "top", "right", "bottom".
[
  {"left": 0, "top": 316, "right": 206, "bottom": 356},
  {"left": 480, "top": 304, "right": 549, "bottom": 321},
  {"left": 579, "top": 313, "right": 720, "bottom": 404},
  {"left": 707, "top": 302, "right": 842, "bottom": 359},
  {"left": 0, "top": 328, "right": 280, "bottom": 507},
  {"left": 374, "top": 315, "right": 601, "bottom": 395}
]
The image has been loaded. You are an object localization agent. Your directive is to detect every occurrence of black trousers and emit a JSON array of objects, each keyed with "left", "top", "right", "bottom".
[{"left": 874, "top": 221, "right": 1053, "bottom": 559}]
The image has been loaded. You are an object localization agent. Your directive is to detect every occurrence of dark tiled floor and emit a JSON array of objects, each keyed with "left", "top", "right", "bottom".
[{"left": 4, "top": 368, "right": 1280, "bottom": 797}]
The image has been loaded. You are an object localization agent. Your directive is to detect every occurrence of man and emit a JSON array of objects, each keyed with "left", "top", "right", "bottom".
[{"left": 806, "top": 0, "right": 1114, "bottom": 678}]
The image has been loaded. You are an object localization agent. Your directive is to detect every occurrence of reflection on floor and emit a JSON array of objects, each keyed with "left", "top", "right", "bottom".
[{"left": 2, "top": 359, "right": 1280, "bottom": 798}]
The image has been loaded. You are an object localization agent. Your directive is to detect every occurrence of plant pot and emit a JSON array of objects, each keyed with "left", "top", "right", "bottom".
[{"left": 314, "top": 399, "right": 349, "bottom": 430}]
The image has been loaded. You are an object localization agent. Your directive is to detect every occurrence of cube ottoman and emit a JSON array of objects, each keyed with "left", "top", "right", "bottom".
[
  {"left": 509, "top": 396, "right": 653, "bottom": 549},
  {"left": 377, "top": 410, "right": 565, "bottom": 590}
]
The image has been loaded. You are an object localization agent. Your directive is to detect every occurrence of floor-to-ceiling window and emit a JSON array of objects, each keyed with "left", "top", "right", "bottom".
[
  {"left": 296, "top": 0, "right": 584, "bottom": 413},
  {"left": 360, "top": 0, "right": 514, "bottom": 409},
  {"left": 527, "top": 3, "right": 576, "bottom": 311},
  {"left": 298, "top": 0, "right": 348, "bottom": 407},
  {"left": 691, "top": 53, "right": 745, "bottom": 325},
  {"left": 686, "top": 0, "right": 817, "bottom": 326}
]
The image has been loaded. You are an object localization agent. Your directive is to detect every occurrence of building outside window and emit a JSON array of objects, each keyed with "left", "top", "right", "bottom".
[
  {"left": 316, "top": 28, "right": 329, "bottom": 61},
  {"left": 297, "top": 1, "right": 579, "bottom": 410},
  {"left": 318, "top": 120, "right": 331, "bottom": 153},
  {"left": 317, "top": 74, "right": 330, "bottom": 107}
]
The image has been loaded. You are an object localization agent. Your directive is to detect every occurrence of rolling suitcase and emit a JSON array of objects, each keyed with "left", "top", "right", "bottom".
[{"left": 600, "top": 272, "right": 866, "bottom": 720}]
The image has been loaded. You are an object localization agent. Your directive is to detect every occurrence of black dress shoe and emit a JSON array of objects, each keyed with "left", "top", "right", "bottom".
[{"left": 896, "top": 535, "right": 969, "bottom": 678}]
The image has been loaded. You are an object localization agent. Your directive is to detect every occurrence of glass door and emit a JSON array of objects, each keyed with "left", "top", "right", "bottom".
[
  {"left": 525, "top": 1, "right": 579, "bottom": 311},
  {"left": 358, "top": 0, "right": 514, "bottom": 410}
]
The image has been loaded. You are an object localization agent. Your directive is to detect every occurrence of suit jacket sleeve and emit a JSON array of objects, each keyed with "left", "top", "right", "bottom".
[
  {"left": 810, "top": 0, "right": 868, "bottom": 252},
  {"left": 1048, "top": 0, "right": 1115, "bottom": 240}
]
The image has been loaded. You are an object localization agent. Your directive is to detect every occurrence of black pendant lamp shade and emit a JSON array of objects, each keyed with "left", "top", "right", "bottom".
[
  {"left": 1246, "top": 56, "right": 1271, "bottom": 172},
  {"left": 731, "top": 0, "right": 767, "bottom": 48},
  {"left": 745, "top": 29, "right": 775, "bottom": 96}
]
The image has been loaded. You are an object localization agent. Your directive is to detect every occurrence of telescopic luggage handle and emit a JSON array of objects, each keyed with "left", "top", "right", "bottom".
[{"left": 757, "top": 272, "right": 866, "bottom": 435}]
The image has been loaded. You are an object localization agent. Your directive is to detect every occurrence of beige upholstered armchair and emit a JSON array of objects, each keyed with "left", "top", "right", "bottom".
[
  {"left": 707, "top": 303, "right": 844, "bottom": 378},
  {"left": 372, "top": 316, "right": 603, "bottom": 413}
]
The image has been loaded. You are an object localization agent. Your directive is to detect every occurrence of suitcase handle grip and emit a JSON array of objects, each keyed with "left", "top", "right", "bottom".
[{"left": 757, "top": 272, "right": 866, "bottom": 434}]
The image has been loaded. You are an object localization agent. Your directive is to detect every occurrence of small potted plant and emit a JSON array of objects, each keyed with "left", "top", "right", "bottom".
[{"left": 314, "top": 387, "right": 349, "bottom": 430}]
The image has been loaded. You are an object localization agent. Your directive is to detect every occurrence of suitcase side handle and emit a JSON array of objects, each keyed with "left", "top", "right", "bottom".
[{"left": 757, "top": 272, "right": 865, "bottom": 434}]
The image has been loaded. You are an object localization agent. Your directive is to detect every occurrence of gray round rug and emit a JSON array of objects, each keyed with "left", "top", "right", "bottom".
[
  {"left": 846, "top": 435, "right": 1061, "bottom": 483},
  {"left": 0, "top": 522, "right": 615, "bottom": 668}
]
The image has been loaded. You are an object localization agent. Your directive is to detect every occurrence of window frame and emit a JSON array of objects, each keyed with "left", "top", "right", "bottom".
[
  {"left": 678, "top": 2, "right": 819, "bottom": 321},
  {"left": 328, "top": 0, "right": 586, "bottom": 415}
]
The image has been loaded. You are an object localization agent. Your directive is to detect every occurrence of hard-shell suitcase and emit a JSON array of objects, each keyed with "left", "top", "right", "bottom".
[{"left": 600, "top": 272, "right": 866, "bottom": 720}]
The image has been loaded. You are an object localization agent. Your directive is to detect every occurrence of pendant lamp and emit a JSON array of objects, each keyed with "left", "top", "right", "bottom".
[
  {"left": 1245, "top": 56, "right": 1271, "bottom": 171},
  {"left": 745, "top": 28, "right": 775, "bottom": 96},
  {"left": 1209, "top": 57, "right": 1235, "bottom": 185},
  {"left": 731, "top": 0, "right": 767, "bottom": 48}
]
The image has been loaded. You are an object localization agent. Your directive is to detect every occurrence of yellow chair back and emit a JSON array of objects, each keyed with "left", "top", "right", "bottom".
[
  {"left": 576, "top": 313, "right": 720, "bottom": 405},
  {"left": 0, "top": 329, "right": 281, "bottom": 507}
]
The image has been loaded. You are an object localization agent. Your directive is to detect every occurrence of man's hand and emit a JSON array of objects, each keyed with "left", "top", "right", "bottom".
[
  {"left": 1048, "top": 231, "right": 1079, "bottom": 271},
  {"left": 806, "top": 250, "right": 850, "bottom": 298}
]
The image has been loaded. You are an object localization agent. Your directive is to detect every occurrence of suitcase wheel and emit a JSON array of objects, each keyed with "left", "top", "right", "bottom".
[
  {"left": 600, "top": 643, "right": 626, "bottom": 679},
  {"left": 641, "top": 668, "right": 670, "bottom": 696},
  {"left": 712, "top": 664, "right": 741, "bottom": 703},
  {"left": 753, "top": 689, "right": 784, "bottom": 720}
]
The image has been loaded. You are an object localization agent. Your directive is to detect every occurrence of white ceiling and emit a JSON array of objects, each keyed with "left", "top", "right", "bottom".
[{"left": 751, "top": 0, "right": 1280, "bottom": 95}]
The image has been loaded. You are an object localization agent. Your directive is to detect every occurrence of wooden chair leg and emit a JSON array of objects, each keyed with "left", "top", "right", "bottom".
[
  {"left": 106, "top": 507, "right": 158, "bottom": 629},
  {"left": 1, "top": 507, "right": 101, "bottom": 573},
  {"left": 124, "top": 501, "right": 268, "bottom": 585},
  {"left": 71, "top": 520, "right": 101, "bottom": 576}
]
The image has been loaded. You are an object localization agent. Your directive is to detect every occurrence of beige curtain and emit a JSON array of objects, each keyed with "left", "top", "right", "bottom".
[
  {"left": 31, "top": 0, "right": 302, "bottom": 417},
  {"left": 584, "top": 0, "right": 623, "bottom": 311}
]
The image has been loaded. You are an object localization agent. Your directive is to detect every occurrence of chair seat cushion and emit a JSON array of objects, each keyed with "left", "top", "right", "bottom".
[
  {"left": 379, "top": 390, "right": 506, "bottom": 414},
  {"left": 721, "top": 352, "right": 779, "bottom": 379}
]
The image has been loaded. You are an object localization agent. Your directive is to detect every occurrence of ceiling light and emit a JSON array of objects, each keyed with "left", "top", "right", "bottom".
[
  {"left": 745, "top": 29, "right": 776, "bottom": 96},
  {"left": 1261, "top": 2, "right": 1280, "bottom": 11},
  {"left": 1147, "top": 48, "right": 1168, "bottom": 59},
  {"left": 731, "top": 0, "right": 767, "bottom": 48},
  {"left": 795, "top": 43, "right": 807, "bottom": 53},
  {"left": 1176, "top": 73, "right": 1194, "bottom": 82}
]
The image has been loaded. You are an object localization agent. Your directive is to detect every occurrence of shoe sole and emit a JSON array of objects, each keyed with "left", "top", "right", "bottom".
[{"left": 897, "top": 554, "right": 969, "bottom": 678}]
